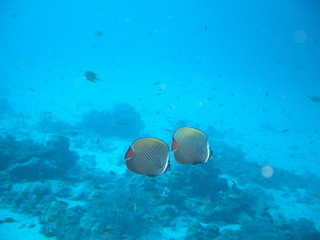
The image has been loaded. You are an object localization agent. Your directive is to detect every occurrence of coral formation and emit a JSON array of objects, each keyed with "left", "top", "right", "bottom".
[
  {"left": 81, "top": 102, "right": 145, "bottom": 139},
  {"left": 0, "top": 133, "right": 320, "bottom": 239}
]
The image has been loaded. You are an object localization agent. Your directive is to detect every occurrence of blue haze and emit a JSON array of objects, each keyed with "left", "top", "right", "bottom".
[{"left": 1, "top": 0, "right": 320, "bottom": 239}]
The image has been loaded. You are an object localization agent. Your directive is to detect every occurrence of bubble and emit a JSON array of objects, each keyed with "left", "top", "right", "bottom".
[
  {"left": 261, "top": 165, "right": 274, "bottom": 178},
  {"left": 293, "top": 29, "right": 307, "bottom": 44}
]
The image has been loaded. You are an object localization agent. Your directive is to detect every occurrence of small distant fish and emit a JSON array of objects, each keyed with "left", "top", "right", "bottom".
[
  {"left": 66, "top": 131, "right": 79, "bottom": 136},
  {"left": 133, "top": 202, "right": 137, "bottom": 212},
  {"left": 28, "top": 223, "right": 36, "bottom": 228},
  {"left": 168, "top": 105, "right": 176, "bottom": 110},
  {"left": 198, "top": 25, "right": 207, "bottom": 33},
  {"left": 19, "top": 224, "right": 26, "bottom": 229},
  {"left": 55, "top": 200, "right": 69, "bottom": 207},
  {"left": 125, "top": 138, "right": 170, "bottom": 177},
  {"left": 148, "top": 217, "right": 160, "bottom": 223},
  {"left": 281, "top": 129, "right": 289, "bottom": 133},
  {"left": 192, "top": 200, "right": 204, "bottom": 207},
  {"left": 171, "top": 127, "right": 213, "bottom": 165},
  {"left": 43, "top": 232, "right": 56, "bottom": 238},
  {"left": 265, "top": 91, "right": 270, "bottom": 97},
  {"left": 306, "top": 95, "right": 320, "bottom": 103},
  {"left": 94, "top": 31, "right": 103, "bottom": 37},
  {"left": 92, "top": 184, "right": 101, "bottom": 190},
  {"left": 84, "top": 71, "right": 100, "bottom": 83},
  {"left": 4, "top": 218, "right": 16, "bottom": 223},
  {"left": 91, "top": 195, "right": 102, "bottom": 201},
  {"left": 102, "top": 231, "right": 116, "bottom": 238}
]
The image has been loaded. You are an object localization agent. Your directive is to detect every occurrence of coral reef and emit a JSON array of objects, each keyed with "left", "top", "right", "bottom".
[
  {"left": 0, "top": 135, "right": 79, "bottom": 181},
  {"left": 212, "top": 140, "right": 320, "bottom": 191},
  {"left": 0, "top": 134, "right": 320, "bottom": 240},
  {"left": 36, "top": 112, "right": 72, "bottom": 134},
  {"left": 80, "top": 102, "right": 145, "bottom": 139}
]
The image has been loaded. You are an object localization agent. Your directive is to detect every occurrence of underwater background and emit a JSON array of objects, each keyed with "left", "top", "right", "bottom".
[{"left": 1, "top": 0, "right": 320, "bottom": 239}]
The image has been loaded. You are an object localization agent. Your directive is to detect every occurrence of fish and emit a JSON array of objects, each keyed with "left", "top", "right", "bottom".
[
  {"left": 306, "top": 95, "right": 320, "bottom": 103},
  {"left": 125, "top": 137, "right": 170, "bottom": 177},
  {"left": 94, "top": 31, "right": 103, "bottom": 37},
  {"left": 171, "top": 127, "right": 213, "bottom": 164},
  {"left": 44, "top": 232, "right": 56, "bottom": 238},
  {"left": 192, "top": 200, "right": 205, "bottom": 207},
  {"left": 265, "top": 91, "right": 270, "bottom": 97},
  {"left": 102, "top": 231, "right": 116, "bottom": 237},
  {"left": 91, "top": 195, "right": 102, "bottom": 201},
  {"left": 4, "top": 217, "right": 16, "bottom": 223},
  {"left": 84, "top": 71, "right": 100, "bottom": 82}
]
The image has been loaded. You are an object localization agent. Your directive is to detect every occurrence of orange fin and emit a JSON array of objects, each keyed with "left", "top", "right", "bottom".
[
  {"left": 125, "top": 146, "right": 134, "bottom": 159},
  {"left": 171, "top": 139, "right": 178, "bottom": 150}
]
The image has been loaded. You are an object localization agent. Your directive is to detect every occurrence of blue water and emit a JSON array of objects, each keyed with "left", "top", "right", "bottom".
[{"left": 1, "top": 0, "right": 320, "bottom": 239}]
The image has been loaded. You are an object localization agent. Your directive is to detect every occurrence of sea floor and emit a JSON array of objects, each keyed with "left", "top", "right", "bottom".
[{"left": 0, "top": 111, "right": 320, "bottom": 239}]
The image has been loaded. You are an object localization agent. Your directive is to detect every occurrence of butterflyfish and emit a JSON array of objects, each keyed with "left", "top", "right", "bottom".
[
  {"left": 172, "top": 127, "right": 213, "bottom": 164},
  {"left": 125, "top": 137, "right": 170, "bottom": 177}
]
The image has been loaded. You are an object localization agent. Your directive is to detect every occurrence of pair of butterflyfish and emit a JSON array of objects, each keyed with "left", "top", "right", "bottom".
[{"left": 125, "top": 127, "right": 213, "bottom": 177}]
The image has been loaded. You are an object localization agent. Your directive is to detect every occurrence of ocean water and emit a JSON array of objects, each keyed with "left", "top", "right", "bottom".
[{"left": 1, "top": 0, "right": 320, "bottom": 239}]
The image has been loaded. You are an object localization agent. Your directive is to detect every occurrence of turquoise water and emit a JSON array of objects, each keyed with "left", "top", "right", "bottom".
[{"left": 1, "top": 0, "right": 320, "bottom": 239}]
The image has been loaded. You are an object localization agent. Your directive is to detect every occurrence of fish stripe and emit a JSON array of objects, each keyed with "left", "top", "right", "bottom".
[
  {"left": 126, "top": 138, "right": 169, "bottom": 176},
  {"left": 173, "top": 127, "right": 210, "bottom": 164}
]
